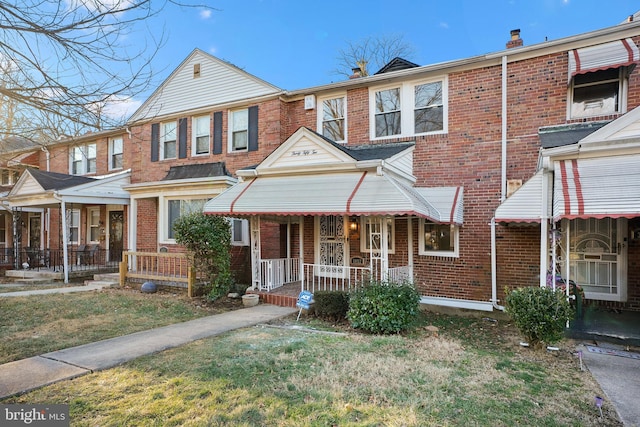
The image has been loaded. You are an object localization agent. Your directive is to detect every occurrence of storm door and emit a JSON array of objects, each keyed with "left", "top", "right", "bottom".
[
  {"left": 316, "top": 215, "right": 347, "bottom": 278},
  {"left": 109, "top": 211, "right": 124, "bottom": 262}
]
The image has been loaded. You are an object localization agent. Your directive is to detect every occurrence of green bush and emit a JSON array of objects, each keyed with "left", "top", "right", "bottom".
[
  {"left": 313, "top": 291, "right": 350, "bottom": 321},
  {"left": 505, "top": 286, "right": 574, "bottom": 347},
  {"left": 347, "top": 281, "right": 421, "bottom": 334}
]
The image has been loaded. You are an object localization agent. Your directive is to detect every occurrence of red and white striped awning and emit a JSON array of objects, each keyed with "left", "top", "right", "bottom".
[
  {"left": 203, "top": 171, "right": 464, "bottom": 224},
  {"left": 568, "top": 38, "right": 639, "bottom": 83},
  {"left": 553, "top": 156, "right": 640, "bottom": 221}
]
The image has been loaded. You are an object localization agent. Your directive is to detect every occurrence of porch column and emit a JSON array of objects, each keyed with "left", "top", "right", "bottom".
[
  {"left": 250, "top": 216, "right": 261, "bottom": 290},
  {"left": 381, "top": 216, "right": 389, "bottom": 280},
  {"left": 60, "top": 200, "right": 69, "bottom": 284},
  {"left": 299, "top": 216, "right": 304, "bottom": 291}
]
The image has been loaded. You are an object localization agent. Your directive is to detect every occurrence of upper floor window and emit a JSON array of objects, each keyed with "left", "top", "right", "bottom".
[
  {"left": 418, "top": 221, "right": 459, "bottom": 258},
  {"left": 319, "top": 96, "right": 346, "bottom": 143},
  {"left": 570, "top": 69, "right": 624, "bottom": 119},
  {"left": 160, "top": 121, "right": 177, "bottom": 160},
  {"left": 229, "top": 108, "right": 248, "bottom": 151},
  {"left": 70, "top": 143, "right": 96, "bottom": 175},
  {"left": 1, "top": 169, "right": 19, "bottom": 185},
  {"left": 370, "top": 78, "right": 446, "bottom": 139},
  {"left": 192, "top": 115, "right": 211, "bottom": 155},
  {"left": 109, "top": 137, "right": 123, "bottom": 170}
]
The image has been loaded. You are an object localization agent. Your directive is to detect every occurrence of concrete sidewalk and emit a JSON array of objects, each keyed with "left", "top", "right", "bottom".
[{"left": 0, "top": 304, "right": 297, "bottom": 399}]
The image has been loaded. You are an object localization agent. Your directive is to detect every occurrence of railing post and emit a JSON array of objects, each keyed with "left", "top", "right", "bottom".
[
  {"left": 119, "top": 252, "right": 128, "bottom": 288},
  {"left": 187, "top": 265, "right": 196, "bottom": 298}
]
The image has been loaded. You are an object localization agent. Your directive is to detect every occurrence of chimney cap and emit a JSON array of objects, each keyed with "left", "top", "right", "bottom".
[{"left": 510, "top": 29, "right": 521, "bottom": 40}]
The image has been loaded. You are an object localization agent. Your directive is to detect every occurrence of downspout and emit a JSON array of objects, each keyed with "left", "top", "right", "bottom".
[
  {"left": 490, "top": 54, "right": 509, "bottom": 311},
  {"left": 42, "top": 146, "right": 51, "bottom": 251}
]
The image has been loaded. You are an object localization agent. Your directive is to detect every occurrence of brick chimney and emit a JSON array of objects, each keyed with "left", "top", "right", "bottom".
[
  {"left": 349, "top": 66, "right": 363, "bottom": 79},
  {"left": 506, "top": 29, "right": 523, "bottom": 49}
]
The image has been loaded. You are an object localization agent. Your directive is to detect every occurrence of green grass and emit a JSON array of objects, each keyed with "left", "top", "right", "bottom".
[
  {"left": 1, "top": 308, "right": 621, "bottom": 426},
  {"left": 0, "top": 287, "right": 239, "bottom": 364}
]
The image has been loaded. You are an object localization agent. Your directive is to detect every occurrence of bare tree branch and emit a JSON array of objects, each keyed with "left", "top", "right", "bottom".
[{"left": 333, "top": 34, "right": 415, "bottom": 78}]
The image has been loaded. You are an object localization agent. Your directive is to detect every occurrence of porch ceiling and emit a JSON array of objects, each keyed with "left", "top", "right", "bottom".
[{"left": 203, "top": 170, "right": 464, "bottom": 224}]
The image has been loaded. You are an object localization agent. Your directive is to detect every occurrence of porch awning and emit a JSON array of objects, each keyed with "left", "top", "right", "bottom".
[
  {"left": 553, "top": 155, "right": 640, "bottom": 221},
  {"left": 203, "top": 171, "right": 464, "bottom": 224},
  {"left": 495, "top": 170, "right": 550, "bottom": 224},
  {"left": 568, "top": 38, "right": 639, "bottom": 83}
]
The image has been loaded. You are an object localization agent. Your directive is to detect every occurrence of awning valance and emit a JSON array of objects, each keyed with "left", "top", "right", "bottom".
[
  {"left": 203, "top": 171, "right": 463, "bottom": 224},
  {"left": 553, "top": 156, "right": 640, "bottom": 221},
  {"left": 495, "top": 170, "right": 551, "bottom": 224},
  {"left": 568, "top": 38, "right": 639, "bottom": 83}
]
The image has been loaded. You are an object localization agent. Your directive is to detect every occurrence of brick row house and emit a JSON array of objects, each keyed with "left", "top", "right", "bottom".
[{"left": 4, "top": 16, "right": 640, "bottom": 321}]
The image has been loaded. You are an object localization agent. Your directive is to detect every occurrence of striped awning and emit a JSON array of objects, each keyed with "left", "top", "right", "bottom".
[
  {"left": 553, "top": 156, "right": 640, "bottom": 221},
  {"left": 568, "top": 38, "right": 639, "bottom": 83},
  {"left": 495, "top": 170, "right": 551, "bottom": 223},
  {"left": 203, "top": 171, "right": 463, "bottom": 224}
]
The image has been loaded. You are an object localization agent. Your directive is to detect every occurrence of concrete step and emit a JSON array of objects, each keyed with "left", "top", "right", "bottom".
[
  {"left": 15, "top": 278, "right": 54, "bottom": 285},
  {"left": 84, "top": 280, "right": 119, "bottom": 287},
  {"left": 92, "top": 272, "right": 120, "bottom": 282}
]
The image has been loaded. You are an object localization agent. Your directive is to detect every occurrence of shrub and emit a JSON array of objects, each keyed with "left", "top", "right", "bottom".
[
  {"left": 347, "top": 281, "right": 420, "bottom": 334},
  {"left": 313, "top": 291, "right": 350, "bottom": 321},
  {"left": 505, "top": 286, "right": 574, "bottom": 347}
]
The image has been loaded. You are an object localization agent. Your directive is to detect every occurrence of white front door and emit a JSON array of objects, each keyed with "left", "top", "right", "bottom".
[{"left": 562, "top": 218, "right": 627, "bottom": 302}]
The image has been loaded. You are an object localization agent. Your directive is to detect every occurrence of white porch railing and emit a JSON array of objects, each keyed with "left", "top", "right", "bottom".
[
  {"left": 387, "top": 265, "right": 412, "bottom": 282},
  {"left": 302, "top": 263, "right": 372, "bottom": 293},
  {"left": 259, "top": 258, "right": 300, "bottom": 291}
]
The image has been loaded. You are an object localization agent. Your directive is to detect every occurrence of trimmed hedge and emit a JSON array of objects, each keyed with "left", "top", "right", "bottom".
[
  {"left": 313, "top": 291, "right": 350, "bottom": 321},
  {"left": 347, "top": 281, "right": 420, "bottom": 334}
]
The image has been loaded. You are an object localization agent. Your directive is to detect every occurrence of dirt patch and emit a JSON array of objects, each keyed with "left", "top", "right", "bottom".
[{"left": 113, "top": 285, "right": 245, "bottom": 313}]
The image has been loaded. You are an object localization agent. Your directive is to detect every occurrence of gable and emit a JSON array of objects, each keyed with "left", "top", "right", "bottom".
[
  {"left": 129, "top": 49, "right": 282, "bottom": 122},
  {"left": 580, "top": 104, "right": 640, "bottom": 147}
]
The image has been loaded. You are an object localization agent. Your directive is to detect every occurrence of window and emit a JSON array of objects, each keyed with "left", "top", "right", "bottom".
[
  {"left": 570, "top": 69, "right": 624, "bottom": 118},
  {"left": 67, "top": 209, "right": 80, "bottom": 244},
  {"left": 360, "top": 217, "right": 395, "bottom": 254},
  {"left": 192, "top": 115, "right": 211, "bottom": 155},
  {"left": 319, "top": 96, "right": 346, "bottom": 142},
  {"left": 419, "top": 221, "right": 459, "bottom": 257},
  {"left": 371, "top": 79, "right": 446, "bottom": 139},
  {"left": 229, "top": 109, "right": 248, "bottom": 151},
  {"left": 161, "top": 121, "right": 177, "bottom": 160},
  {"left": 109, "top": 137, "right": 123, "bottom": 170},
  {"left": 166, "top": 199, "right": 206, "bottom": 240},
  {"left": 70, "top": 144, "right": 96, "bottom": 175},
  {"left": 0, "top": 214, "right": 6, "bottom": 244},
  {"left": 230, "top": 218, "right": 249, "bottom": 246},
  {"left": 88, "top": 208, "right": 100, "bottom": 243}
]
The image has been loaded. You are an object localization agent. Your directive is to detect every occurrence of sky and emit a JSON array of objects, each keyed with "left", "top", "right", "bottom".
[{"left": 114, "top": 0, "right": 640, "bottom": 118}]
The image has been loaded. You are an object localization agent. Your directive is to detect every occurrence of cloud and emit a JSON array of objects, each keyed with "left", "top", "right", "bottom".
[
  {"left": 439, "top": 22, "right": 449, "bottom": 29},
  {"left": 200, "top": 9, "right": 212, "bottom": 19}
]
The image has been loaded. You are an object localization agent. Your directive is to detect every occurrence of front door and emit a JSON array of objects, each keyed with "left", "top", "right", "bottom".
[
  {"left": 108, "top": 210, "right": 124, "bottom": 262},
  {"left": 562, "top": 218, "right": 627, "bottom": 302},
  {"left": 316, "top": 215, "right": 347, "bottom": 278},
  {"left": 29, "top": 214, "right": 41, "bottom": 249}
]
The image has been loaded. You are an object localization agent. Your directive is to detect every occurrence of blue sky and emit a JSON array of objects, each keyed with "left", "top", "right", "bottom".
[{"left": 112, "top": 1, "right": 640, "bottom": 117}]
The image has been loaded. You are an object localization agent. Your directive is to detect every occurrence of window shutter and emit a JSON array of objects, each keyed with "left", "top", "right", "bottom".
[
  {"left": 248, "top": 105, "right": 259, "bottom": 152},
  {"left": 151, "top": 123, "right": 159, "bottom": 162},
  {"left": 178, "top": 118, "right": 187, "bottom": 159},
  {"left": 213, "top": 111, "right": 223, "bottom": 154}
]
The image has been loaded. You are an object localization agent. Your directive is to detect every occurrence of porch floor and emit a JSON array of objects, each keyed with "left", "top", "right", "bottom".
[{"left": 568, "top": 304, "right": 640, "bottom": 347}]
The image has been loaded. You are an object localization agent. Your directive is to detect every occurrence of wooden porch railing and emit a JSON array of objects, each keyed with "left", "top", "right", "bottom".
[{"left": 120, "top": 251, "right": 197, "bottom": 297}]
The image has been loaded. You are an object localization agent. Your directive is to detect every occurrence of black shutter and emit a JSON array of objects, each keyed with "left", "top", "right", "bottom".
[
  {"left": 151, "top": 123, "right": 159, "bottom": 162},
  {"left": 178, "top": 118, "right": 187, "bottom": 159},
  {"left": 248, "top": 105, "right": 258, "bottom": 152},
  {"left": 213, "top": 111, "right": 223, "bottom": 154}
]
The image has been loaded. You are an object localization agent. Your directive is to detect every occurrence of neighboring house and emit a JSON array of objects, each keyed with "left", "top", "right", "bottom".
[{"left": 5, "top": 16, "right": 640, "bottom": 319}]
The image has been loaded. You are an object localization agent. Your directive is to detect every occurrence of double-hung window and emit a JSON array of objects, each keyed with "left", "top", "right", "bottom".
[
  {"left": 319, "top": 96, "right": 346, "bottom": 143},
  {"left": 166, "top": 199, "right": 207, "bottom": 240},
  {"left": 229, "top": 109, "right": 248, "bottom": 151},
  {"left": 419, "top": 221, "right": 459, "bottom": 257},
  {"left": 192, "top": 115, "right": 210, "bottom": 155},
  {"left": 570, "top": 69, "right": 623, "bottom": 119},
  {"left": 109, "top": 137, "right": 123, "bottom": 170},
  {"left": 70, "top": 144, "right": 96, "bottom": 175},
  {"left": 67, "top": 209, "right": 80, "bottom": 244},
  {"left": 88, "top": 208, "right": 100, "bottom": 243},
  {"left": 371, "top": 78, "right": 446, "bottom": 139},
  {"left": 161, "top": 121, "right": 177, "bottom": 160}
]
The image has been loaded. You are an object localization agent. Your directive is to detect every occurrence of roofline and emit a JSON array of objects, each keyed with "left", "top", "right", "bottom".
[
  {"left": 124, "top": 175, "right": 237, "bottom": 191},
  {"left": 284, "top": 20, "right": 640, "bottom": 97}
]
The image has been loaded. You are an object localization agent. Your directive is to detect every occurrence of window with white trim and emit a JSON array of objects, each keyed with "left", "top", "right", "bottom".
[
  {"left": 570, "top": 68, "right": 625, "bottom": 119},
  {"left": 67, "top": 209, "right": 80, "bottom": 244},
  {"left": 419, "top": 221, "right": 459, "bottom": 257},
  {"left": 1, "top": 169, "right": 18, "bottom": 185},
  {"left": 319, "top": 96, "right": 346, "bottom": 143},
  {"left": 192, "top": 115, "right": 210, "bottom": 155},
  {"left": 360, "top": 217, "right": 395, "bottom": 254},
  {"left": 370, "top": 78, "right": 446, "bottom": 139},
  {"left": 160, "top": 121, "right": 177, "bottom": 160},
  {"left": 70, "top": 143, "right": 97, "bottom": 175},
  {"left": 165, "top": 198, "right": 206, "bottom": 240},
  {"left": 230, "top": 218, "right": 249, "bottom": 246},
  {"left": 109, "top": 137, "right": 123, "bottom": 170},
  {"left": 229, "top": 108, "right": 248, "bottom": 151},
  {"left": 88, "top": 208, "right": 100, "bottom": 243}
]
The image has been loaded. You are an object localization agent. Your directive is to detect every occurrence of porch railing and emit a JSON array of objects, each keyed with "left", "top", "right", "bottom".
[
  {"left": 387, "top": 265, "right": 412, "bottom": 283},
  {"left": 259, "top": 257, "right": 300, "bottom": 291},
  {"left": 0, "top": 246, "right": 120, "bottom": 272},
  {"left": 121, "top": 251, "right": 197, "bottom": 296},
  {"left": 302, "top": 263, "right": 372, "bottom": 293}
]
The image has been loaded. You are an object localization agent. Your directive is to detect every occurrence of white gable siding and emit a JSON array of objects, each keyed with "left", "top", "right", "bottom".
[
  {"left": 608, "top": 119, "right": 640, "bottom": 140},
  {"left": 10, "top": 175, "right": 43, "bottom": 195},
  {"left": 266, "top": 135, "right": 353, "bottom": 169},
  {"left": 130, "top": 50, "right": 281, "bottom": 122},
  {"left": 386, "top": 150, "right": 414, "bottom": 176}
]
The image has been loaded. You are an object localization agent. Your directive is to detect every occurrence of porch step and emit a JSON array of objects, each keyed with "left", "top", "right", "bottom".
[
  {"left": 84, "top": 280, "right": 119, "bottom": 288},
  {"left": 248, "top": 291, "right": 298, "bottom": 308},
  {"left": 92, "top": 272, "right": 120, "bottom": 282},
  {"left": 15, "top": 278, "right": 54, "bottom": 285}
]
